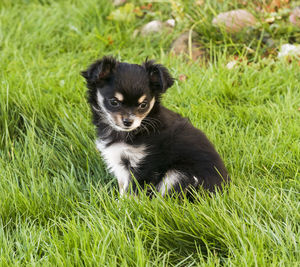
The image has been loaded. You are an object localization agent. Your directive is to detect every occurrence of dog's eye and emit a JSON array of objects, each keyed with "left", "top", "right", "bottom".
[
  {"left": 139, "top": 101, "right": 148, "bottom": 109},
  {"left": 108, "top": 98, "right": 120, "bottom": 107}
]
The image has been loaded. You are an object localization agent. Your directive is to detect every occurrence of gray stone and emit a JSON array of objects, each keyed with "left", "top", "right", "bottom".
[
  {"left": 170, "top": 31, "right": 205, "bottom": 61},
  {"left": 212, "top": 9, "right": 257, "bottom": 33},
  {"left": 140, "top": 20, "right": 175, "bottom": 36},
  {"left": 278, "top": 44, "right": 300, "bottom": 58},
  {"left": 140, "top": 20, "right": 164, "bottom": 36},
  {"left": 165, "top": 19, "right": 175, "bottom": 27},
  {"left": 289, "top": 7, "right": 300, "bottom": 27}
]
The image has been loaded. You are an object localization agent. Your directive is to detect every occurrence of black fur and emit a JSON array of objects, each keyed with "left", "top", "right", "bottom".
[{"left": 81, "top": 56, "right": 229, "bottom": 195}]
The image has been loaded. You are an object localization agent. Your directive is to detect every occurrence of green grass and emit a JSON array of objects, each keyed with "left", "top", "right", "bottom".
[{"left": 0, "top": 0, "right": 299, "bottom": 266}]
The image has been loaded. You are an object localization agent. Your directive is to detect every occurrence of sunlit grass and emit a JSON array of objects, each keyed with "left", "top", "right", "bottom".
[{"left": 0, "top": 0, "right": 299, "bottom": 266}]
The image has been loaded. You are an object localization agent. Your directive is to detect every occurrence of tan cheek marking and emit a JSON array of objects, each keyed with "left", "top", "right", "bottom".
[
  {"left": 115, "top": 92, "right": 124, "bottom": 102},
  {"left": 148, "top": 97, "right": 155, "bottom": 111},
  {"left": 138, "top": 94, "right": 147, "bottom": 103}
]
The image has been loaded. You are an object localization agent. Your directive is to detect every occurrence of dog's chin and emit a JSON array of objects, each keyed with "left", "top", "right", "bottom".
[{"left": 112, "top": 124, "right": 139, "bottom": 132}]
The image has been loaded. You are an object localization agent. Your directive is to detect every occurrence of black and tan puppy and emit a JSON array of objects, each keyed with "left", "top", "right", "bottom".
[{"left": 81, "top": 56, "right": 229, "bottom": 196}]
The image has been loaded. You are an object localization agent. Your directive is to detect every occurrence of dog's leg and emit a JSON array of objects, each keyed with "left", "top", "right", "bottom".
[
  {"left": 156, "top": 170, "right": 198, "bottom": 196},
  {"left": 118, "top": 179, "right": 129, "bottom": 196},
  {"left": 113, "top": 167, "right": 131, "bottom": 196}
]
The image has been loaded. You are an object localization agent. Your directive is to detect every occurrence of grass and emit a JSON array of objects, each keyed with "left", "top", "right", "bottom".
[{"left": 0, "top": 0, "right": 299, "bottom": 266}]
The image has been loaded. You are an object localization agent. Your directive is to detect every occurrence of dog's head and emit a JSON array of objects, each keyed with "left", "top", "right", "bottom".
[{"left": 81, "top": 56, "right": 174, "bottom": 131}]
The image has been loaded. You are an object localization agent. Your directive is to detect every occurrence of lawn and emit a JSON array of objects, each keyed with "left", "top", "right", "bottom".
[{"left": 0, "top": 0, "right": 299, "bottom": 266}]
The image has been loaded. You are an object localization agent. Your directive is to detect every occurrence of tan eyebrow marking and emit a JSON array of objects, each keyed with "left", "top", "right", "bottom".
[
  {"left": 138, "top": 94, "right": 146, "bottom": 103},
  {"left": 114, "top": 92, "right": 124, "bottom": 102}
]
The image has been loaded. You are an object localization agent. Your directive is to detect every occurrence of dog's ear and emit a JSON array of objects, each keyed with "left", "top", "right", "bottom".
[
  {"left": 81, "top": 56, "right": 117, "bottom": 83},
  {"left": 143, "top": 60, "right": 174, "bottom": 93}
]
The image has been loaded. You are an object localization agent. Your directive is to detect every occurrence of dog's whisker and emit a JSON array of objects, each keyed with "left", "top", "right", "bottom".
[
  {"left": 141, "top": 121, "right": 153, "bottom": 135},
  {"left": 141, "top": 123, "right": 150, "bottom": 136},
  {"left": 142, "top": 117, "right": 160, "bottom": 134}
]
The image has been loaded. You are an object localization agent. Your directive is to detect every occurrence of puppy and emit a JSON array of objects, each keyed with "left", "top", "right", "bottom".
[{"left": 81, "top": 56, "right": 229, "bottom": 196}]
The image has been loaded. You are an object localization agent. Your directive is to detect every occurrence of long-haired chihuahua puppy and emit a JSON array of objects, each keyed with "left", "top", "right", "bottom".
[{"left": 81, "top": 56, "right": 229, "bottom": 196}]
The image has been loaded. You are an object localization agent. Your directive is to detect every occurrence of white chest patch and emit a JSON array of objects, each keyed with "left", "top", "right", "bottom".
[{"left": 95, "top": 139, "right": 147, "bottom": 195}]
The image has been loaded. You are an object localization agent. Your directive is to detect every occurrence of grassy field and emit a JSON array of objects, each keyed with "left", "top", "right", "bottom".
[{"left": 0, "top": 0, "right": 299, "bottom": 266}]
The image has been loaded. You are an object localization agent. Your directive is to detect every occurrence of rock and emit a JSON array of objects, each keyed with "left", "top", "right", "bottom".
[
  {"left": 140, "top": 20, "right": 164, "bottom": 36},
  {"left": 289, "top": 7, "right": 300, "bottom": 27},
  {"left": 113, "top": 0, "right": 126, "bottom": 6},
  {"left": 170, "top": 31, "right": 205, "bottom": 61},
  {"left": 278, "top": 44, "right": 300, "bottom": 58},
  {"left": 165, "top": 19, "right": 175, "bottom": 27},
  {"left": 212, "top": 9, "right": 257, "bottom": 33},
  {"left": 140, "top": 19, "right": 174, "bottom": 36}
]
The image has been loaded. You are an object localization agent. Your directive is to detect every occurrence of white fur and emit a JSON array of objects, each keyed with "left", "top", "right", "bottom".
[
  {"left": 157, "top": 170, "right": 182, "bottom": 196},
  {"left": 193, "top": 176, "right": 199, "bottom": 185},
  {"left": 157, "top": 172, "right": 199, "bottom": 196},
  {"left": 96, "top": 139, "right": 147, "bottom": 195},
  {"left": 96, "top": 91, "right": 117, "bottom": 128}
]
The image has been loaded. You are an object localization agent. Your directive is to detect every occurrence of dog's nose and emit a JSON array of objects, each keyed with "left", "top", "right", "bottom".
[{"left": 122, "top": 118, "right": 133, "bottom": 127}]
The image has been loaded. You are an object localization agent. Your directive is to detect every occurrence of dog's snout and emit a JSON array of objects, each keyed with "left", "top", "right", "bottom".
[{"left": 122, "top": 118, "right": 133, "bottom": 127}]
